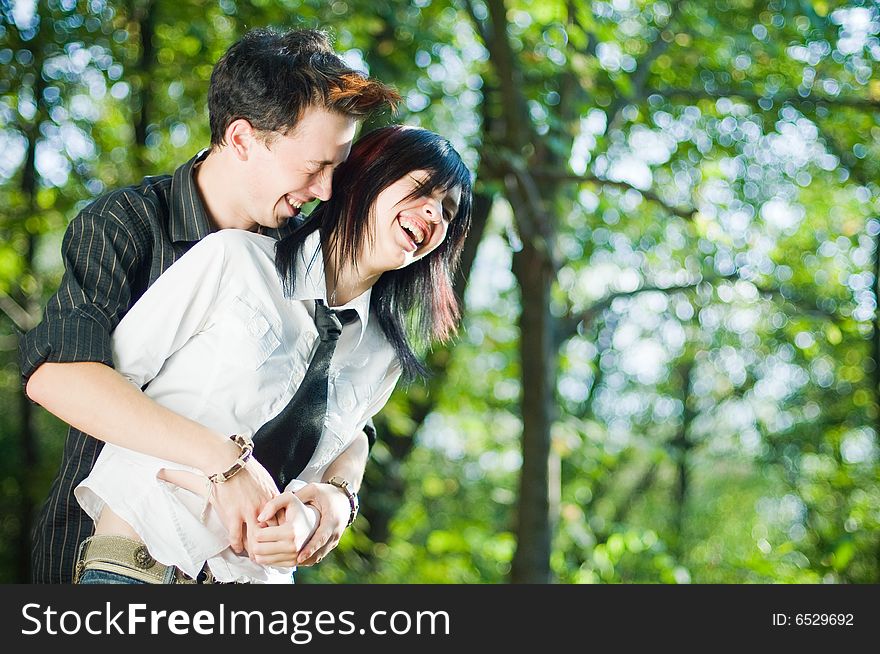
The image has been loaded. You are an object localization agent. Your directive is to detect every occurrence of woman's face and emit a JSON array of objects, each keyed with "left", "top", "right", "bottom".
[{"left": 363, "top": 169, "right": 462, "bottom": 274}]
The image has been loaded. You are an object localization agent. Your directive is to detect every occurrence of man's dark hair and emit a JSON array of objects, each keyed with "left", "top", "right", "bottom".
[
  {"left": 275, "top": 126, "right": 473, "bottom": 382},
  {"left": 208, "top": 28, "right": 398, "bottom": 147}
]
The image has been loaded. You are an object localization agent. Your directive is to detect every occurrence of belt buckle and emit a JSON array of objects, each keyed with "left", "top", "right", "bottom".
[
  {"left": 180, "top": 564, "right": 215, "bottom": 584},
  {"left": 201, "top": 566, "right": 216, "bottom": 584}
]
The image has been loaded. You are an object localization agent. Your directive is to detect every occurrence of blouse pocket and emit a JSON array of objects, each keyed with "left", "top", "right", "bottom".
[
  {"left": 332, "top": 377, "right": 359, "bottom": 414},
  {"left": 328, "top": 377, "right": 376, "bottom": 432},
  {"left": 230, "top": 296, "right": 281, "bottom": 369}
]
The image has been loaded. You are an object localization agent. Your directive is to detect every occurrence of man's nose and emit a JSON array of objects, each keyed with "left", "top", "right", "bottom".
[{"left": 310, "top": 172, "right": 332, "bottom": 202}]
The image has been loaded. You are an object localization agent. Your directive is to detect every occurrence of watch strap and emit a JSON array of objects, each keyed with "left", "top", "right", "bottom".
[{"left": 327, "top": 476, "right": 359, "bottom": 527}]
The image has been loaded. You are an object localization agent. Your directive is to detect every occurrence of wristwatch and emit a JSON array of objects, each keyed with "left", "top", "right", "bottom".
[{"left": 327, "top": 476, "right": 359, "bottom": 527}]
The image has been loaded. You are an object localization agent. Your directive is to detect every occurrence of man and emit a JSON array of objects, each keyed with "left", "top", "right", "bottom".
[{"left": 21, "top": 27, "right": 398, "bottom": 583}]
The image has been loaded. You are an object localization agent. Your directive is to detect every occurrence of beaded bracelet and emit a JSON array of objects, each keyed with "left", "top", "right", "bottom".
[{"left": 208, "top": 434, "right": 254, "bottom": 484}]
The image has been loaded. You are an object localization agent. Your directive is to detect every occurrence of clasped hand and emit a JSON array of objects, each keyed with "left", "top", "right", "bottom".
[
  {"left": 250, "top": 481, "right": 352, "bottom": 567},
  {"left": 208, "top": 458, "right": 352, "bottom": 567}
]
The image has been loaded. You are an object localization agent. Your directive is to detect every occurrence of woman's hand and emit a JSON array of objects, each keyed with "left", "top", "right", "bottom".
[
  {"left": 250, "top": 492, "right": 321, "bottom": 567},
  {"left": 290, "top": 482, "right": 352, "bottom": 566}
]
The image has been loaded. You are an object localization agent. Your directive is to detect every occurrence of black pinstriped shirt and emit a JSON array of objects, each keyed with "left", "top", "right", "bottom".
[{"left": 20, "top": 150, "right": 301, "bottom": 583}]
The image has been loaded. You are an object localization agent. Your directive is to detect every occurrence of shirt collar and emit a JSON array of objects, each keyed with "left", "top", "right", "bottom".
[
  {"left": 169, "top": 149, "right": 213, "bottom": 243},
  {"left": 292, "top": 230, "right": 372, "bottom": 348}
]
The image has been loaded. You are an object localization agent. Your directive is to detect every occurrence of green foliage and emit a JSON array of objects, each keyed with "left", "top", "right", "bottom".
[{"left": 1, "top": 0, "right": 878, "bottom": 583}]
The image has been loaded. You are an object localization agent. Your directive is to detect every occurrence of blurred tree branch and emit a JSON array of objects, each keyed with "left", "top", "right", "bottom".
[
  {"left": 531, "top": 168, "right": 697, "bottom": 220},
  {"left": 558, "top": 274, "right": 737, "bottom": 343},
  {"left": 604, "top": 0, "right": 684, "bottom": 131},
  {"left": 0, "top": 291, "right": 37, "bottom": 333},
  {"left": 654, "top": 85, "right": 880, "bottom": 111}
]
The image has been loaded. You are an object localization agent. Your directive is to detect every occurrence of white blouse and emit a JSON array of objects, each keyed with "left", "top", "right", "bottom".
[{"left": 75, "top": 229, "right": 401, "bottom": 583}]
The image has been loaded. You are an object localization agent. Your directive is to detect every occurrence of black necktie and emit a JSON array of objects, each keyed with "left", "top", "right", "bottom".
[{"left": 252, "top": 299, "right": 359, "bottom": 489}]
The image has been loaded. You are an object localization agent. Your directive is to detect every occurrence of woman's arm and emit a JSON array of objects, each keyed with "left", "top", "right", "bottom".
[{"left": 289, "top": 432, "right": 369, "bottom": 565}]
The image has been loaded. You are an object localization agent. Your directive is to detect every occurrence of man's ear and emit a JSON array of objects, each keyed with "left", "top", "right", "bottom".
[{"left": 225, "top": 119, "right": 258, "bottom": 161}]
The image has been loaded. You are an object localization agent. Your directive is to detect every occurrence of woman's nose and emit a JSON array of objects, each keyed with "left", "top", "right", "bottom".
[{"left": 420, "top": 198, "right": 442, "bottom": 222}]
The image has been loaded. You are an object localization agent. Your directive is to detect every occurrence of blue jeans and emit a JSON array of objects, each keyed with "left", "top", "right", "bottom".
[
  {"left": 79, "top": 569, "right": 148, "bottom": 584},
  {"left": 79, "top": 566, "right": 293, "bottom": 584}
]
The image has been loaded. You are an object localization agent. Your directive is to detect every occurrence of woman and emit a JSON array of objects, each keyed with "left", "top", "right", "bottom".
[{"left": 73, "top": 125, "right": 472, "bottom": 583}]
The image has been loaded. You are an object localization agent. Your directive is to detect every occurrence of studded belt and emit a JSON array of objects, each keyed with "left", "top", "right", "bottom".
[{"left": 74, "top": 534, "right": 210, "bottom": 584}]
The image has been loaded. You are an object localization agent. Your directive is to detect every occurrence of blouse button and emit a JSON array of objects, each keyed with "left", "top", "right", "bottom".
[{"left": 337, "top": 385, "right": 355, "bottom": 411}]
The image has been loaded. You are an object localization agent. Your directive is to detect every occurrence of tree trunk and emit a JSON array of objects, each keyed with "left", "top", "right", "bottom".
[
  {"left": 13, "top": 9, "right": 48, "bottom": 584},
  {"left": 132, "top": 0, "right": 156, "bottom": 173},
  {"left": 872, "top": 226, "right": 880, "bottom": 445},
  {"left": 510, "top": 240, "right": 555, "bottom": 583},
  {"left": 671, "top": 357, "right": 695, "bottom": 559},
  {"left": 872, "top": 225, "right": 880, "bottom": 578}
]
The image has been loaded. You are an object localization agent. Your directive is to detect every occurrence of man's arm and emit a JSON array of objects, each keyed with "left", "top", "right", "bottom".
[
  {"left": 26, "top": 361, "right": 277, "bottom": 554},
  {"left": 23, "top": 220, "right": 278, "bottom": 554},
  {"left": 27, "top": 362, "right": 237, "bottom": 469},
  {"left": 19, "top": 209, "right": 142, "bottom": 384}
]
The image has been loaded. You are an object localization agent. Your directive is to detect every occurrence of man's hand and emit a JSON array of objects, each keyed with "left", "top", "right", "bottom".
[
  {"left": 292, "top": 482, "right": 352, "bottom": 565},
  {"left": 251, "top": 492, "right": 321, "bottom": 567},
  {"left": 209, "top": 455, "right": 280, "bottom": 555}
]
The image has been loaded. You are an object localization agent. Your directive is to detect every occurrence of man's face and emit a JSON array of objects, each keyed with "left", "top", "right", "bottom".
[{"left": 245, "top": 106, "right": 357, "bottom": 230}]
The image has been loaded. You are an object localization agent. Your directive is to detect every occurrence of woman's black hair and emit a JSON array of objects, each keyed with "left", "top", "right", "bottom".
[{"left": 275, "top": 125, "right": 473, "bottom": 381}]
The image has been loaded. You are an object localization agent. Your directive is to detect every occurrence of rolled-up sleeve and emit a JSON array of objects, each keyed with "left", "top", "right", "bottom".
[
  {"left": 362, "top": 418, "right": 378, "bottom": 450},
  {"left": 19, "top": 209, "right": 145, "bottom": 386}
]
